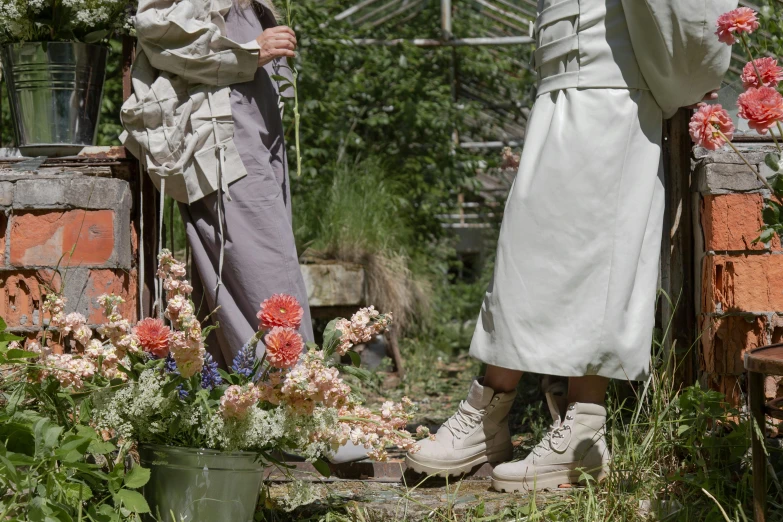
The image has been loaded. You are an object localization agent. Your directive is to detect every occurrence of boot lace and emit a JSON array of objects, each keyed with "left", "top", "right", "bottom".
[
  {"left": 444, "top": 401, "right": 485, "bottom": 438},
  {"left": 531, "top": 417, "right": 572, "bottom": 458}
]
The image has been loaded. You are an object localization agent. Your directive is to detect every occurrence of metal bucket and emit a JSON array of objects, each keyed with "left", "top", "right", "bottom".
[
  {"left": 0, "top": 42, "right": 107, "bottom": 157},
  {"left": 138, "top": 444, "right": 266, "bottom": 522}
]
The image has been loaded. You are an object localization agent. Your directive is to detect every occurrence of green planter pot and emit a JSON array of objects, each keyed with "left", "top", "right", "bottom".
[{"left": 139, "top": 444, "right": 265, "bottom": 522}]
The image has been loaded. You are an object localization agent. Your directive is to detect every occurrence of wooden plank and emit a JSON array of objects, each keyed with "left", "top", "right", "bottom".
[{"left": 661, "top": 109, "right": 697, "bottom": 386}]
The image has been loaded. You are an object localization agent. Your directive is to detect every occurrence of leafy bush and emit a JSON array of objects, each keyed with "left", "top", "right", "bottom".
[{"left": 0, "top": 319, "right": 150, "bottom": 521}]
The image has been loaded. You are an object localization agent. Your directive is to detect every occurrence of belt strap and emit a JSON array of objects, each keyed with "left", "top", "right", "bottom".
[
  {"left": 533, "top": 33, "right": 579, "bottom": 70},
  {"left": 534, "top": 1, "right": 579, "bottom": 35}
]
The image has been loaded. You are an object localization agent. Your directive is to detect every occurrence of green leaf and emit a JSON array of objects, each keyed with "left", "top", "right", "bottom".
[
  {"left": 83, "top": 29, "right": 110, "bottom": 44},
  {"left": 312, "top": 458, "right": 332, "bottom": 478},
  {"left": 677, "top": 424, "right": 691, "bottom": 436},
  {"left": 5, "top": 349, "right": 39, "bottom": 359},
  {"left": 765, "top": 152, "right": 783, "bottom": 173},
  {"left": 0, "top": 316, "right": 7, "bottom": 332},
  {"left": 88, "top": 439, "right": 116, "bottom": 455},
  {"left": 758, "top": 228, "right": 776, "bottom": 244},
  {"left": 347, "top": 350, "right": 361, "bottom": 367},
  {"left": 115, "top": 489, "right": 150, "bottom": 513},
  {"left": 0, "top": 331, "right": 24, "bottom": 343},
  {"left": 338, "top": 364, "right": 372, "bottom": 381},
  {"left": 123, "top": 465, "right": 151, "bottom": 489},
  {"left": 322, "top": 318, "right": 342, "bottom": 355},
  {"left": 270, "top": 74, "right": 289, "bottom": 82}
]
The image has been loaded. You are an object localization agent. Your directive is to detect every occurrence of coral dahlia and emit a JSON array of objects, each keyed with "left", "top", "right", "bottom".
[
  {"left": 689, "top": 104, "right": 735, "bottom": 150},
  {"left": 738, "top": 86, "right": 783, "bottom": 134},
  {"left": 264, "top": 327, "right": 303, "bottom": 369},
  {"left": 715, "top": 7, "right": 759, "bottom": 45},
  {"left": 257, "top": 294, "right": 304, "bottom": 330},
  {"left": 133, "top": 318, "right": 171, "bottom": 358},
  {"left": 742, "top": 58, "right": 783, "bottom": 89}
]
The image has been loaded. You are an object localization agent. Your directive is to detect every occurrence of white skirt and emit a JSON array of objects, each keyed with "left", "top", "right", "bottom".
[{"left": 469, "top": 88, "right": 664, "bottom": 381}]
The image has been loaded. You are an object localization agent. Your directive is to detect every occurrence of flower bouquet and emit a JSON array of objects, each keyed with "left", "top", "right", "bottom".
[
  {"left": 1, "top": 250, "right": 420, "bottom": 519},
  {"left": 688, "top": 7, "right": 783, "bottom": 243}
]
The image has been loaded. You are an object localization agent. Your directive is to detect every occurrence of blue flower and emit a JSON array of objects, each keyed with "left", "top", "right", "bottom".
[
  {"left": 201, "top": 353, "right": 222, "bottom": 390},
  {"left": 164, "top": 354, "right": 188, "bottom": 398},
  {"left": 231, "top": 341, "right": 256, "bottom": 378}
]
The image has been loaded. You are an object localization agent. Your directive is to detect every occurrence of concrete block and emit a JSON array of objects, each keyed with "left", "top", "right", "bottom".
[
  {"left": 15, "top": 178, "right": 67, "bottom": 207},
  {"left": 0, "top": 182, "right": 14, "bottom": 207},
  {"left": 696, "top": 162, "right": 764, "bottom": 194},
  {"left": 694, "top": 144, "right": 777, "bottom": 165},
  {"left": 14, "top": 176, "right": 130, "bottom": 210},
  {"left": 301, "top": 263, "right": 366, "bottom": 307}
]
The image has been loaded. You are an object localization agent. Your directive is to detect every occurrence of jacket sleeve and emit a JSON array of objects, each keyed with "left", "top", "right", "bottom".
[{"left": 134, "top": 0, "right": 260, "bottom": 87}]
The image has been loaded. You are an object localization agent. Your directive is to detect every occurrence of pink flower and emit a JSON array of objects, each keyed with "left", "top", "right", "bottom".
[
  {"left": 257, "top": 294, "right": 304, "bottom": 330},
  {"left": 264, "top": 327, "right": 303, "bottom": 369},
  {"left": 219, "top": 384, "right": 261, "bottom": 419},
  {"left": 738, "top": 86, "right": 783, "bottom": 134},
  {"left": 716, "top": 7, "right": 759, "bottom": 45},
  {"left": 133, "top": 318, "right": 171, "bottom": 358},
  {"left": 169, "top": 330, "right": 205, "bottom": 378},
  {"left": 742, "top": 58, "right": 783, "bottom": 89},
  {"left": 689, "top": 104, "right": 735, "bottom": 150}
]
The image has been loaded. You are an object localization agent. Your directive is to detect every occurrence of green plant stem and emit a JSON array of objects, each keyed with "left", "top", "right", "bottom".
[{"left": 285, "top": 0, "right": 302, "bottom": 178}]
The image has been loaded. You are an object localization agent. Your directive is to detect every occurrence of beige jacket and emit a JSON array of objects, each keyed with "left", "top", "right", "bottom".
[
  {"left": 623, "top": 0, "right": 738, "bottom": 118},
  {"left": 120, "top": 0, "right": 261, "bottom": 204}
]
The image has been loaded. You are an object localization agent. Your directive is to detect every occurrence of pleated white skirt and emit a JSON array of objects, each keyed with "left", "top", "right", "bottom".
[{"left": 469, "top": 88, "right": 664, "bottom": 381}]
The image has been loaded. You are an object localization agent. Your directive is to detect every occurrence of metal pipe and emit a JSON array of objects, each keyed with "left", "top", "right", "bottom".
[
  {"left": 342, "top": 36, "right": 534, "bottom": 47},
  {"left": 441, "top": 0, "right": 452, "bottom": 38}
]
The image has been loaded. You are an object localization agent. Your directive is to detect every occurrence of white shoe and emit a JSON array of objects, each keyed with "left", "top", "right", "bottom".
[
  {"left": 405, "top": 378, "right": 516, "bottom": 477},
  {"left": 491, "top": 402, "right": 610, "bottom": 492}
]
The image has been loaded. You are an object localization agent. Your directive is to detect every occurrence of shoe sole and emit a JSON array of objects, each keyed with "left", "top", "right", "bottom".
[
  {"left": 405, "top": 447, "right": 513, "bottom": 478},
  {"left": 492, "top": 466, "right": 608, "bottom": 493}
]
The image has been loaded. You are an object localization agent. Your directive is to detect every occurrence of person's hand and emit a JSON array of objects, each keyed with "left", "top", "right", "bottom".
[
  {"left": 686, "top": 91, "right": 719, "bottom": 109},
  {"left": 254, "top": 26, "right": 297, "bottom": 67}
]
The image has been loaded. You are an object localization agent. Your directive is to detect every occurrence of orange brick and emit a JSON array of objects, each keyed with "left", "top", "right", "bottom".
[
  {"left": 0, "top": 270, "right": 62, "bottom": 328},
  {"left": 85, "top": 269, "right": 138, "bottom": 324},
  {"left": 10, "top": 210, "right": 114, "bottom": 267},
  {"left": 701, "top": 194, "right": 781, "bottom": 251},
  {"left": 702, "top": 254, "right": 783, "bottom": 312},
  {"left": 700, "top": 314, "right": 767, "bottom": 375}
]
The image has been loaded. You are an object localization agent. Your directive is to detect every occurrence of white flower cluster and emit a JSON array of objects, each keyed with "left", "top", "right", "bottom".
[{"left": 0, "top": 0, "right": 131, "bottom": 44}]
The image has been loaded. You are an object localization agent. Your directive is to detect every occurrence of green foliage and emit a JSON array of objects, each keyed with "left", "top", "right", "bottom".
[
  {"left": 289, "top": 0, "right": 532, "bottom": 244},
  {"left": 0, "top": 0, "right": 131, "bottom": 45},
  {"left": 0, "top": 329, "right": 149, "bottom": 521}
]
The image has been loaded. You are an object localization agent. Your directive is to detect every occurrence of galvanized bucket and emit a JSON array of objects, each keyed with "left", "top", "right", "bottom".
[
  {"left": 138, "top": 444, "right": 266, "bottom": 522},
  {"left": 0, "top": 42, "right": 107, "bottom": 157}
]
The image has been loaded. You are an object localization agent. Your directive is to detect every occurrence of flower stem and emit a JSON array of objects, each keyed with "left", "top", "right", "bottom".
[
  {"left": 285, "top": 0, "right": 302, "bottom": 178},
  {"left": 740, "top": 33, "right": 761, "bottom": 80}
]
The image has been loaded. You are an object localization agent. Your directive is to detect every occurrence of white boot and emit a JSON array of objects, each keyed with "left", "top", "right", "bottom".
[
  {"left": 405, "top": 378, "right": 516, "bottom": 477},
  {"left": 491, "top": 402, "right": 610, "bottom": 492}
]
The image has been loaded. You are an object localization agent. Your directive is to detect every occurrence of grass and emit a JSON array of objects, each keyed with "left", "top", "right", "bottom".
[{"left": 259, "top": 291, "right": 783, "bottom": 521}]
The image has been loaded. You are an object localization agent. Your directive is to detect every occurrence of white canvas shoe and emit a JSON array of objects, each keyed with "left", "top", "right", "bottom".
[
  {"left": 405, "top": 378, "right": 516, "bottom": 477},
  {"left": 491, "top": 402, "right": 610, "bottom": 492}
]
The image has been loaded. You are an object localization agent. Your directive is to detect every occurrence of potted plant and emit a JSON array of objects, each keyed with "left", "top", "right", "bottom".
[
  {"left": 0, "top": 0, "right": 132, "bottom": 156},
  {"left": 1, "top": 249, "right": 421, "bottom": 520}
]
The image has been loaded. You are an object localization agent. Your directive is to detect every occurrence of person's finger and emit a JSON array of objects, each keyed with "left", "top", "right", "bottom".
[
  {"left": 272, "top": 40, "right": 296, "bottom": 51},
  {"left": 267, "top": 26, "right": 296, "bottom": 38},
  {"left": 270, "top": 48, "right": 296, "bottom": 58}
]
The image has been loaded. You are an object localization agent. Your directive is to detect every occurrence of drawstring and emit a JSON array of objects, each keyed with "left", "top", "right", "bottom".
[
  {"left": 156, "top": 177, "right": 166, "bottom": 319},
  {"left": 208, "top": 90, "right": 231, "bottom": 293},
  {"left": 215, "top": 142, "right": 230, "bottom": 292}
]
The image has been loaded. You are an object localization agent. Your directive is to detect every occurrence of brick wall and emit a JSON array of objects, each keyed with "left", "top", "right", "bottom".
[
  {"left": 0, "top": 152, "right": 140, "bottom": 350},
  {"left": 694, "top": 144, "right": 783, "bottom": 420}
]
